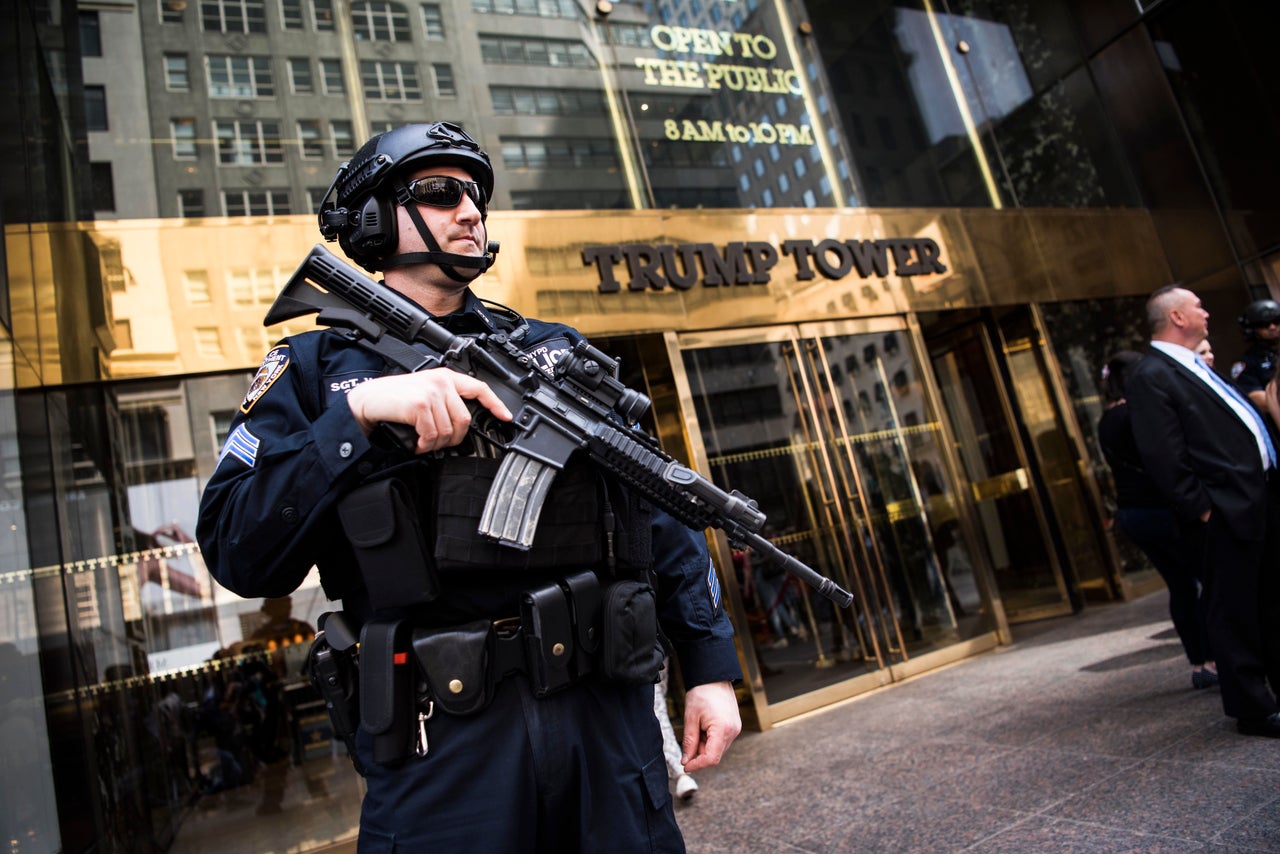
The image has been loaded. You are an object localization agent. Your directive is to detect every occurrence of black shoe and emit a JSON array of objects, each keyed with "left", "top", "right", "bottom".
[
  {"left": 1191, "top": 668, "right": 1219, "bottom": 689},
  {"left": 1236, "top": 713, "right": 1280, "bottom": 738}
]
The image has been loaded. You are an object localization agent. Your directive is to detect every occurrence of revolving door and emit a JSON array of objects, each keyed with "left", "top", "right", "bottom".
[{"left": 669, "top": 319, "right": 1000, "bottom": 724}]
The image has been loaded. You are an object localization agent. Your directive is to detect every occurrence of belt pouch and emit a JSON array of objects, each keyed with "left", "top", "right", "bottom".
[
  {"left": 411, "top": 620, "right": 492, "bottom": 716},
  {"left": 599, "top": 580, "right": 664, "bottom": 685},
  {"left": 338, "top": 477, "right": 439, "bottom": 610},
  {"left": 359, "top": 618, "right": 413, "bottom": 766},
  {"left": 521, "top": 583, "right": 575, "bottom": 697},
  {"left": 561, "top": 571, "right": 601, "bottom": 679}
]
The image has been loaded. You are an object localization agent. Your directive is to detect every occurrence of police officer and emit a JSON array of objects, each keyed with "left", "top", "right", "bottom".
[
  {"left": 1230, "top": 297, "right": 1280, "bottom": 418},
  {"left": 196, "top": 122, "right": 741, "bottom": 852}
]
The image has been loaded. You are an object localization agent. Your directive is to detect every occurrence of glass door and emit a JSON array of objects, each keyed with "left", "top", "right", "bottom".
[
  {"left": 672, "top": 319, "right": 995, "bottom": 716},
  {"left": 995, "top": 306, "right": 1121, "bottom": 603},
  {"left": 924, "top": 314, "right": 1074, "bottom": 621}
]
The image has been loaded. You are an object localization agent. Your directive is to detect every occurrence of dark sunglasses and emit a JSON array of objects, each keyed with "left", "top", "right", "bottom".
[{"left": 404, "top": 175, "right": 486, "bottom": 213}]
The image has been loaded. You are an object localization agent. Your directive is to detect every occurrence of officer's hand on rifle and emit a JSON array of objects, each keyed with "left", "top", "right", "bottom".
[
  {"left": 679, "top": 680, "right": 742, "bottom": 773},
  {"left": 347, "top": 369, "right": 513, "bottom": 454}
]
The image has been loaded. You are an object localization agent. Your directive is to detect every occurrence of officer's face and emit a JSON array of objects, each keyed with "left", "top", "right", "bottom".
[
  {"left": 1256, "top": 320, "right": 1280, "bottom": 341},
  {"left": 395, "top": 164, "right": 485, "bottom": 273}
]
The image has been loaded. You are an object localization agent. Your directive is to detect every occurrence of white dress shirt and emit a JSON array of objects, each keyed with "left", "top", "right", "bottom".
[{"left": 1151, "top": 340, "right": 1275, "bottom": 470}]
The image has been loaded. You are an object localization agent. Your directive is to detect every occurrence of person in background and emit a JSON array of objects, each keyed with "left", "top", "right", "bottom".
[
  {"left": 1195, "top": 337, "right": 1215, "bottom": 368},
  {"left": 653, "top": 658, "right": 699, "bottom": 802},
  {"left": 1126, "top": 285, "right": 1280, "bottom": 738},
  {"left": 1230, "top": 298, "right": 1280, "bottom": 419},
  {"left": 1097, "top": 350, "right": 1216, "bottom": 689}
]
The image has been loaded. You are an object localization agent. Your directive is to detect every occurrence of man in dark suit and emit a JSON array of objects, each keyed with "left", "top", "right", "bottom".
[{"left": 1127, "top": 284, "right": 1280, "bottom": 737}]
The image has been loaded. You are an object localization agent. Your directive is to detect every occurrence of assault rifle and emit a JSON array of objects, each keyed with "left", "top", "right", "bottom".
[{"left": 266, "top": 244, "right": 854, "bottom": 608}]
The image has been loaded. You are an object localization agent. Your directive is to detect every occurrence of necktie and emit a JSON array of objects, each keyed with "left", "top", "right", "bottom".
[{"left": 1195, "top": 356, "right": 1277, "bottom": 469}]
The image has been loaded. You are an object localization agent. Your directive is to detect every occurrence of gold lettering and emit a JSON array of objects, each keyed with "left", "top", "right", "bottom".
[{"left": 635, "top": 57, "right": 705, "bottom": 89}]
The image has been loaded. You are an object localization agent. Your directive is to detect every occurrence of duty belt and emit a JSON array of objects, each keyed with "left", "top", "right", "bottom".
[{"left": 353, "top": 571, "right": 664, "bottom": 766}]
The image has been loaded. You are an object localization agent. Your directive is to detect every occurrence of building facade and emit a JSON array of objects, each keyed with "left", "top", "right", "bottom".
[{"left": 1, "top": 0, "right": 1277, "bottom": 850}]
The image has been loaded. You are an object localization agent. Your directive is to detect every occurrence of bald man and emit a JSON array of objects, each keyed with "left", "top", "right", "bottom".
[{"left": 1126, "top": 285, "right": 1280, "bottom": 738}]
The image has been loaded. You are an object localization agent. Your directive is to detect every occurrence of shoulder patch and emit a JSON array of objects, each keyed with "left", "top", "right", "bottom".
[
  {"left": 1230, "top": 360, "right": 1245, "bottom": 380},
  {"left": 523, "top": 337, "right": 573, "bottom": 378},
  {"left": 241, "top": 346, "right": 290, "bottom": 413},
  {"left": 219, "top": 423, "right": 260, "bottom": 469},
  {"left": 706, "top": 558, "right": 722, "bottom": 612}
]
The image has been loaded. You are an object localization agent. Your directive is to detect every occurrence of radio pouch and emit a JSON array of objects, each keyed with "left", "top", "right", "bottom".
[
  {"left": 599, "top": 580, "right": 664, "bottom": 685},
  {"left": 521, "top": 582, "right": 576, "bottom": 697},
  {"left": 338, "top": 477, "right": 439, "bottom": 610},
  {"left": 359, "top": 618, "right": 414, "bottom": 766},
  {"left": 411, "top": 620, "right": 492, "bottom": 716}
]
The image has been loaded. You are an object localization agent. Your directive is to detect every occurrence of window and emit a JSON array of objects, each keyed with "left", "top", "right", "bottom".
[
  {"left": 183, "top": 270, "right": 212, "bottom": 304},
  {"left": 331, "top": 120, "right": 355, "bottom": 157},
  {"left": 320, "top": 59, "right": 345, "bottom": 95},
  {"left": 201, "top": 0, "right": 267, "bottom": 34},
  {"left": 490, "top": 85, "right": 606, "bottom": 116},
  {"left": 478, "top": 35, "right": 595, "bottom": 69},
  {"left": 471, "top": 0, "right": 577, "bottom": 17},
  {"left": 313, "top": 0, "right": 335, "bottom": 31},
  {"left": 161, "top": 0, "right": 186, "bottom": 24},
  {"left": 214, "top": 120, "right": 284, "bottom": 165},
  {"left": 281, "top": 0, "right": 304, "bottom": 28},
  {"left": 432, "top": 64, "right": 455, "bottom": 97},
  {"left": 171, "top": 118, "right": 198, "bottom": 159},
  {"left": 306, "top": 187, "right": 329, "bottom": 211},
  {"left": 164, "top": 55, "right": 190, "bottom": 91},
  {"left": 113, "top": 319, "right": 133, "bottom": 350},
  {"left": 222, "top": 190, "right": 291, "bottom": 216},
  {"left": 360, "top": 61, "right": 421, "bottom": 101},
  {"left": 79, "top": 11, "right": 102, "bottom": 56},
  {"left": 421, "top": 3, "right": 444, "bottom": 38},
  {"left": 178, "top": 190, "right": 205, "bottom": 217},
  {"left": 207, "top": 55, "right": 275, "bottom": 98},
  {"left": 605, "top": 22, "right": 650, "bottom": 48},
  {"left": 194, "top": 327, "right": 225, "bottom": 358},
  {"left": 351, "top": 1, "right": 410, "bottom": 42},
  {"left": 500, "top": 137, "right": 618, "bottom": 169},
  {"left": 84, "top": 85, "right": 108, "bottom": 131},
  {"left": 288, "top": 58, "right": 314, "bottom": 94},
  {"left": 297, "top": 120, "right": 324, "bottom": 158},
  {"left": 91, "top": 162, "right": 115, "bottom": 211},
  {"left": 227, "top": 268, "right": 282, "bottom": 306}
]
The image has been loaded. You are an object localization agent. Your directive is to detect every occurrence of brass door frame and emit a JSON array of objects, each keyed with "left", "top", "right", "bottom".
[
  {"left": 931, "top": 314, "right": 1075, "bottom": 623},
  {"left": 779, "top": 338, "right": 891, "bottom": 667},
  {"left": 666, "top": 323, "right": 899, "bottom": 727},
  {"left": 791, "top": 332, "right": 905, "bottom": 663},
  {"left": 666, "top": 317, "right": 1006, "bottom": 726},
  {"left": 1023, "top": 304, "right": 1159, "bottom": 602},
  {"left": 905, "top": 313, "right": 1011, "bottom": 644}
]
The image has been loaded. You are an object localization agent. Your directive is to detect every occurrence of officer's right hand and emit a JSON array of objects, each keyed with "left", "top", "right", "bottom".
[{"left": 347, "top": 369, "right": 512, "bottom": 454}]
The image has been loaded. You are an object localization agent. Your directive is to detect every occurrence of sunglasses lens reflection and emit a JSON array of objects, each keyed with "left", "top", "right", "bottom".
[{"left": 408, "top": 176, "right": 484, "bottom": 212}]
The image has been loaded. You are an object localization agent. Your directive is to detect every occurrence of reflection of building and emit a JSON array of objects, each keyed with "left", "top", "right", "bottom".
[{"left": 5, "top": 1, "right": 1280, "bottom": 852}]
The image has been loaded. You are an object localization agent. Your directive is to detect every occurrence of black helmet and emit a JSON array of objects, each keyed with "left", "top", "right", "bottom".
[
  {"left": 1238, "top": 298, "right": 1280, "bottom": 332},
  {"left": 317, "top": 122, "right": 496, "bottom": 276}
]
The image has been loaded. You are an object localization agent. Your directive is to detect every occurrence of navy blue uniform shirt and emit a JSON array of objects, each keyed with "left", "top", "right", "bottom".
[{"left": 196, "top": 288, "right": 741, "bottom": 690}]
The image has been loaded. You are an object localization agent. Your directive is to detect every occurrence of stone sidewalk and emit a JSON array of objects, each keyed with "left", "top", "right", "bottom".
[{"left": 674, "top": 591, "right": 1280, "bottom": 852}]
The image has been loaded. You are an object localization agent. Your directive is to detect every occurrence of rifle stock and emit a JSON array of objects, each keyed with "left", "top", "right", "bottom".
[{"left": 270, "top": 245, "right": 854, "bottom": 608}]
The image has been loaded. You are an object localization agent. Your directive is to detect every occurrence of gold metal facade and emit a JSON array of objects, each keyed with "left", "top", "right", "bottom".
[{"left": 7, "top": 207, "right": 1170, "bottom": 386}]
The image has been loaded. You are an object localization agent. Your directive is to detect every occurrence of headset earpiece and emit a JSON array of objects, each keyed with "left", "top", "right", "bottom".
[{"left": 344, "top": 195, "right": 398, "bottom": 260}]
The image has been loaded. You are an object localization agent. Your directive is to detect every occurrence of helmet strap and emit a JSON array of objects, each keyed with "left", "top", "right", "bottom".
[{"left": 381, "top": 197, "right": 493, "bottom": 282}]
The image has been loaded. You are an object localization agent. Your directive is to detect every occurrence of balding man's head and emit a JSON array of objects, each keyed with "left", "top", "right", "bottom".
[{"left": 1146, "top": 284, "right": 1209, "bottom": 347}]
